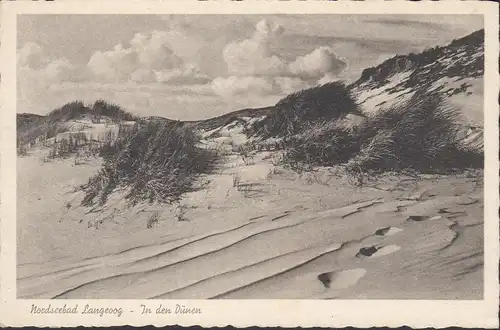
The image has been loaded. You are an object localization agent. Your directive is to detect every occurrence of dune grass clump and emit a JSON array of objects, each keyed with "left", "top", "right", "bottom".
[
  {"left": 348, "top": 92, "right": 483, "bottom": 173},
  {"left": 46, "top": 101, "right": 88, "bottom": 122},
  {"left": 281, "top": 120, "right": 357, "bottom": 171},
  {"left": 47, "top": 137, "right": 80, "bottom": 160},
  {"left": 280, "top": 91, "right": 483, "bottom": 178},
  {"left": 91, "top": 99, "right": 138, "bottom": 123},
  {"left": 250, "top": 81, "right": 360, "bottom": 138},
  {"left": 81, "top": 120, "right": 219, "bottom": 206}
]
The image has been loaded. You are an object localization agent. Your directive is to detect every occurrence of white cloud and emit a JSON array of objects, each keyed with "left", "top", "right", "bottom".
[
  {"left": 17, "top": 19, "right": 351, "bottom": 117},
  {"left": 43, "top": 58, "right": 79, "bottom": 82},
  {"left": 87, "top": 44, "right": 138, "bottom": 82},
  {"left": 211, "top": 76, "right": 277, "bottom": 99},
  {"left": 155, "top": 64, "right": 211, "bottom": 85},
  {"left": 39, "top": 82, "right": 229, "bottom": 120},
  {"left": 18, "top": 42, "right": 79, "bottom": 83},
  {"left": 87, "top": 31, "right": 209, "bottom": 84},
  {"left": 17, "top": 42, "right": 46, "bottom": 69},
  {"left": 19, "top": 58, "right": 77, "bottom": 87},
  {"left": 17, "top": 42, "right": 85, "bottom": 114},
  {"left": 216, "top": 20, "right": 348, "bottom": 100},
  {"left": 317, "top": 73, "right": 339, "bottom": 85},
  {"left": 222, "top": 19, "right": 286, "bottom": 76},
  {"left": 131, "top": 31, "right": 183, "bottom": 71},
  {"left": 211, "top": 74, "right": 324, "bottom": 103},
  {"left": 289, "top": 46, "right": 347, "bottom": 80},
  {"left": 274, "top": 77, "right": 311, "bottom": 95},
  {"left": 130, "top": 69, "right": 156, "bottom": 83}
]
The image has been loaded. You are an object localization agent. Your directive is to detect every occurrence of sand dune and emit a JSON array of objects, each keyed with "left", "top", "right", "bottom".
[{"left": 17, "top": 142, "right": 483, "bottom": 299}]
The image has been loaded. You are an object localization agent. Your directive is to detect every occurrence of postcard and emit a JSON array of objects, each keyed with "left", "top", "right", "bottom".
[{"left": 0, "top": 0, "right": 499, "bottom": 328}]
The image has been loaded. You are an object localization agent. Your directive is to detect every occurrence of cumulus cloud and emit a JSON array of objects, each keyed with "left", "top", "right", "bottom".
[
  {"left": 288, "top": 46, "right": 347, "bottom": 80},
  {"left": 17, "top": 42, "right": 47, "bottom": 69},
  {"left": 274, "top": 77, "right": 311, "bottom": 95},
  {"left": 155, "top": 64, "right": 211, "bottom": 85},
  {"left": 18, "top": 42, "right": 80, "bottom": 82},
  {"left": 17, "top": 42, "right": 84, "bottom": 113},
  {"left": 51, "top": 81, "right": 232, "bottom": 120},
  {"left": 130, "top": 31, "right": 183, "bottom": 71},
  {"left": 317, "top": 73, "right": 339, "bottom": 86},
  {"left": 87, "top": 44, "right": 138, "bottom": 82},
  {"left": 19, "top": 58, "right": 78, "bottom": 86},
  {"left": 17, "top": 20, "right": 350, "bottom": 116},
  {"left": 222, "top": 19, "right": 286, "bottom": 76},
  {"left": 215, "top": 19, "right": 348, "bottom": 100},
  {"left": 87, "top": 31, "right": 208, "bottom": 84},
  {"left": 211, "top": 76, "right": 277, "bottom": 99},
  {"left": 17, "top": 38, "right": 216, "bottom": 114}
]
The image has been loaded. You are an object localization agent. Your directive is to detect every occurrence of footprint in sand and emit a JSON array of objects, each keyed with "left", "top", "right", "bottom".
[
  {"left": 375, "top": 226, "right": 403, "bottom": 236},
  {"left": 317, "top": 268, "right": 367, "bottom": 289},
  {"left": 457, "top": 198, "right": 478, "bottom": 206},
  {"left": 438, "top": 208, "right": 467, "bottom": 219},
  {"left": 406, "top": 215, "right": 443, "bottom": 222},
  {"left": 356, "top": 245, "right": 401, "bottom": 258}
]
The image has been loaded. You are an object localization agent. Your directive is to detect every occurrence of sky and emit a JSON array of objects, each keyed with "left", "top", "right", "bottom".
[{"left": 17, "top": 14, "right": 483, "bottom": 120}]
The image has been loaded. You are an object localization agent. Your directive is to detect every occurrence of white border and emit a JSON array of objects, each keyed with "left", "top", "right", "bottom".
[{"left": 1, "top": 1, "right": 499, "bottom": 328}]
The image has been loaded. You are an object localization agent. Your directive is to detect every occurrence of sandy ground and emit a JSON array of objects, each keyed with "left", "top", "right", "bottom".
[{"left": 17, "top": 143, "right": 483, "bottom": 299}]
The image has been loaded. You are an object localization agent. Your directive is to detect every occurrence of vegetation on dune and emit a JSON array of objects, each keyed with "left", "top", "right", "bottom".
[
  {"left": 91, "top": 99, "right": 137, "bottom": 123},
  {"left": 45, "top": 101, "right": 89, "bottom": 123},
  {"left": 18, "top": 35, "right": 483, "bottom": 206},
  {"left": 278, "top": 89, "right": 483, "bottom": 178},
  {"left": 349, "top": 92, "right": 482, "bottom": 172},
  {"left": 16, "top": 102, "right": 83, "bottom": 149},
  {"left": 46, "top": 135, "right": 81, "bottom": 160},
  {"left": 44, "top": 99, "right": 137, "bottom": 124},
  {"left": 17, "top": 100, "right": 137, "bottom": 151},
  {"left": 18, "top": 99, "right": 218, "bottom": 206},
  {"left": 352, "top": 29, "right": 484, "bottom": 92},
  {"left": 280, "top": 120, "right": 357, "bottom": 171},
  {"left": 81, "top": 120, "right": 219, "bottom": 206},
  {"left": 249, "top": 81, "right": 361, "bottom": 138}
]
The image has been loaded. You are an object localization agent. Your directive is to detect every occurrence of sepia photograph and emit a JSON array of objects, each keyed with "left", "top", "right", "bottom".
[
  {"left": 0, "top": 1, "right": 498, "bottom": 328},
  {"left": 14, "top": 13, "right": 487, "bottom": 300}
]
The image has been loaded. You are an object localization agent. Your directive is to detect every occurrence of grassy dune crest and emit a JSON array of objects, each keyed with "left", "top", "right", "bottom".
[{"left": 17, "top": 100, "right": 137, "bottom": 149}]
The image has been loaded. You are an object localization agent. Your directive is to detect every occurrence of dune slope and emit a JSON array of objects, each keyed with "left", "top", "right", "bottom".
[{"left": 17, "top": 140, "right": 483, "bottom": 299}]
